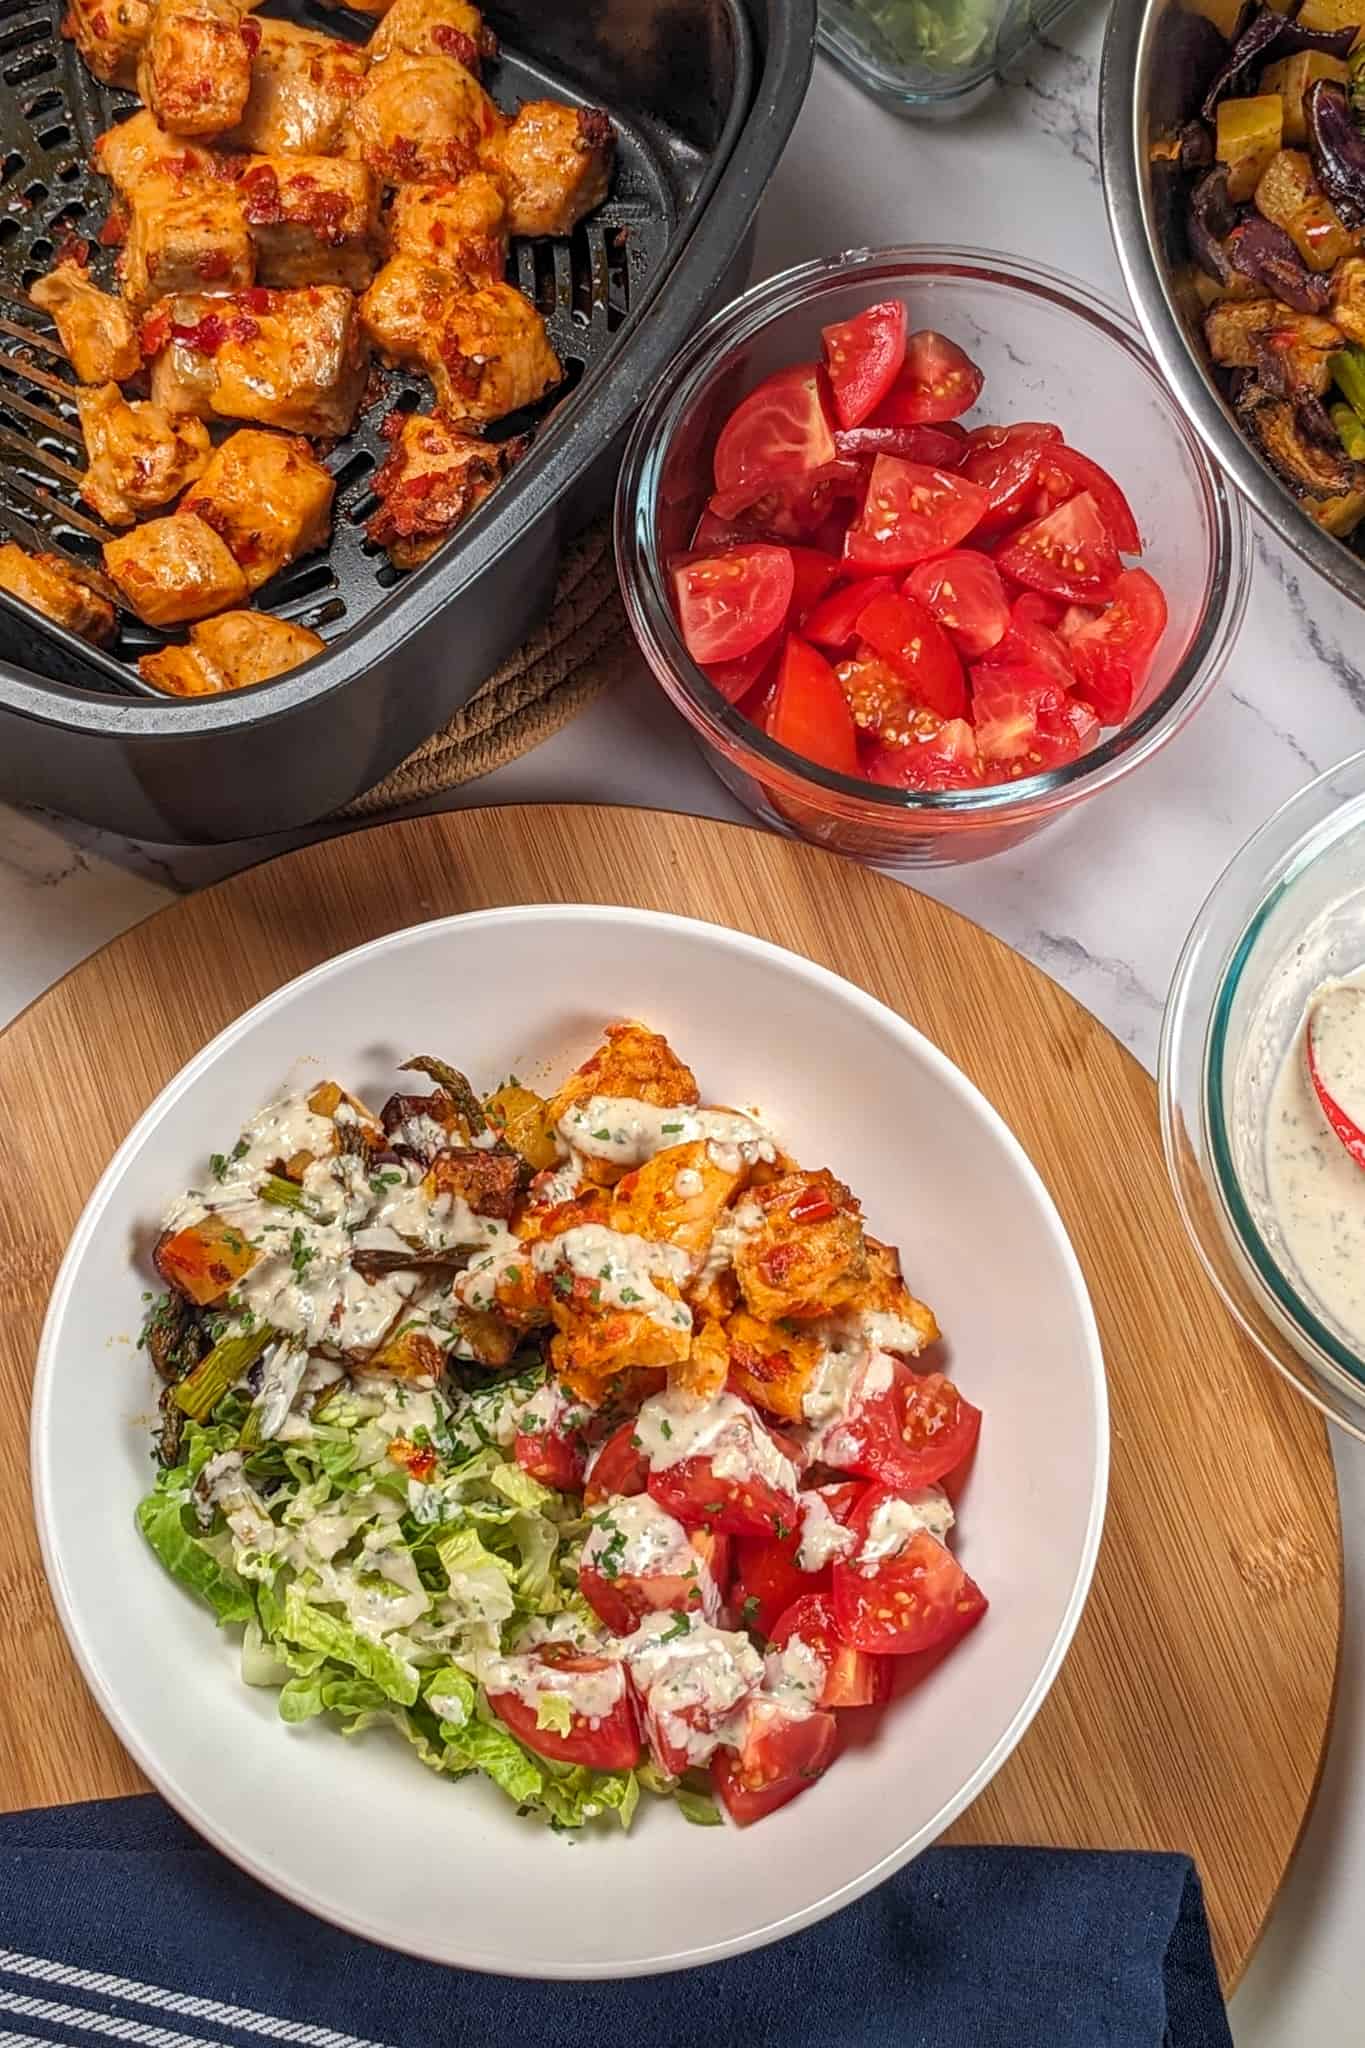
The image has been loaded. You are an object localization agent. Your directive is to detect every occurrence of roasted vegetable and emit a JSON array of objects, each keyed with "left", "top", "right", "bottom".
[
  {"left": 1306, "top": 77, "right": 1365, "bottom": 226},
  {"left": 1297, "top": 0, "right": 1365, "bottom": 42},
  {"left": 1205, "top": 295, "right": 1341, "bottom": 366},
  {"left": 140, "top": 1288, "right": 206, "bottom": 1383},
  {"left": 1236, "top": 377, "right": 1365, "bottom": 505},
  {"left": 349, "top": 1245, "right": 476, "bottom": 1282},
  {"left": 398, "top": 1055, "right": 488, "bottom": 1136},
  {"left": 424, "top": 1147, "right": 524, "bottom": 1219},
  {"left": 1332, "top": 397, "right": 1365, "bottom": 454},
  {"left": 1217, "top": 92, "right": 1284, "bottom": 199},
  {"left": 1332, "top": 338, "right": 1365, "bottom": 412},
  {"left": 1203, "top": 3, "right": 1359, "bottom": 121},
  {"left": 484, "top": 1083, "right": 558, "bottom": 1171},
  {"left": 1254, "top": 146, "right": 1358, "bottom": 267},
  {"left": 1261, "top": 50, "right": 1350, "bottom": 145},
  {"left": 172, "top": 1324, "right": 274, "bottom": 1420},
  {"left": 1225, "top": 216, "right": 1333, "bottom": 308},
  {"left": 154, "top": 1212, "right": 259, "bottom": 1305}
]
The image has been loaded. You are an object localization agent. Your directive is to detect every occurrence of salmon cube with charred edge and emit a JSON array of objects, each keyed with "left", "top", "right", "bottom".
[
  {"left": 30, "top": 264, "right": 140, "bottom": 383},
  {"left": 612, "top": 1141, "right": 744, "bottom": 1259},
  {"left": 139, "top": 611, "right": 325, "bottom": 695},
  {"left": 545, "top": 1264, "right": 694, "bottom": 1399},
  {"left": 142, "top": 286, "right": 370, "bottom": 436},
  {"left": 433, "top": 281, "right": 561, "bottom": 423},
  {"left": 724, "top": 1309, "right": 822, "bottom": 1423},
  {"left": 93, "top": 109, "right": 214, "bottom": 197},
  {"left": 137, "top": 0, "right": 255, "bottom": 137},
  {"left": 359, "top": 252, "right": 452, "bottom": 363},
  {"left": 224, "top": 19, "right": 369, "bottom": 157},
  {"left": 344, "top": 52, "right": 502, "bottom": 185},
  {"left": 154, "top": 1212, "right": 259, "bottom": 1304},
  {"left": 422, "top": 1147, "right": 523, "bottom": 1220},
  {"left": 385, "top": 172, "right": 508, "bottom": 281},
  {"left": 76, "top": 383, "right": 211, "bottom": 527},
  {"left": 0, "top": 544, "right": 116, "bottom": 646},
  {"left": 671, "top": 1315, "right": 730, "bottom": 1399},
  {"left": 103, "top": 513, "right": 249, "bottom": 626},
  {"left": 367, "top": 411, "right": 522, "bottom": 569},
  {"left": 232, "top": 155, "right": 381, "bottom": 291},
  {"left": 367, "top": 0, "right": 497, "bottom": 70},
  {"left": 120, "top": 176, "right": 255, "bottom": 308},
  {"left": 549, "top": 1023, "right": 700, "bottom": 1127},
  {"left": 732, "top": 1169, "right": 869, "bottom": 1322},
  {"left": 181, "top": 429, "right": 335, "bottom": 592},
  {"left": 63, "top": 0, "right": 153, "bottom": 88},
  {"left": 852, "top": 1236, "right": 940, "bottom": 1355},
  {"left": 484, "top": 99, "right": 615, "bottom": 239}
]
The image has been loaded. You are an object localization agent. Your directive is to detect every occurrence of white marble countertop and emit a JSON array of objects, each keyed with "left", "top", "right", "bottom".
[{"left": 2, "top": 3, "right": 1361, "bottom": 2036}]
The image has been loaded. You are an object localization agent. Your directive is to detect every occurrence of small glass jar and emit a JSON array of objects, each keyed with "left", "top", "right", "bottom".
[{"left": 818, "top": 0, "right": 1081, "bottom": 118}]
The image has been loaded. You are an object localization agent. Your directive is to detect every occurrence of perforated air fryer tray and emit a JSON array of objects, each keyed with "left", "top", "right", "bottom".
[{"left": 0, "top": 0, "right": 686, "bottom": 686}]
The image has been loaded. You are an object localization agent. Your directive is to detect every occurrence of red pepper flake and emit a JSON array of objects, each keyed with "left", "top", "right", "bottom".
[
  {"left": 788, "top": 1188, "right": 836, "bottom": 1225},
  {"left": 54, "top": 224, "right": 90, "bottom": 266},
  {"left": 387, "top": 1435, "right": 438, "bottom": 1482},
  {"left": 139, "top": 306, "right": 171, "bottom": 356},
  {"left": 240, "top": 14, "right": 260, "bottom": 51},
  {"left": 195, "top": 249, "right": 233, "bottom": 279},
  {"left": 89, "top": 7, "right": 108, "bottom": 32},
  {"left": 238, "top": 286, "right": 275, "bottom": 314},
  {"left": 431, "top": 22, "right": 477, "bottom": 64},
  {"left": 96, "top": 204, "right": 128, "bottom": 247}
]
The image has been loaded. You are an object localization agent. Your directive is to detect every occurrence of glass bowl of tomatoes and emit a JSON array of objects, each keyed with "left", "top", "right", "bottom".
[{"left": 615, "top": 247, "right": 1250, "bottom": 867}]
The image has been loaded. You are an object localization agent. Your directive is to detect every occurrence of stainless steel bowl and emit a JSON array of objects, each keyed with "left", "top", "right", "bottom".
[{"left": 1099, "top": 0, "right": 1365, "bottom": 609}]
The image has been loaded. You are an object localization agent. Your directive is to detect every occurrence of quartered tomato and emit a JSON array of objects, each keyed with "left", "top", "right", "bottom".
[
  {"left": 821, "top": 298, "right": 907, "bottom": 430},
  {"left": 862, "top": 717, "right": 984, "bottom": 792},
  {"left": 843, "top": 456, "right": 989, "bottom": 574},
  {"left": 960, "top": 422, "right": 1062, "bottom": 537},
  {"left": 904, "top": 551, "right": 1010, "bottom": 659},
  {"left": 583, "top": 1420, "right": 648, "bottom": 1506},
  {"left": 834, "top": 421, "right": 967, "bottom": 467},
  {"left": 768, "top": 1591, "right": 890, "bottom": 1709},
  {"left": 1040, "top": 444, "right": 1143, "bottom": 554},
  {"left": 673, "top": 545, "right": 795, "bottom": 667},
  {"left": 832, "top": 1489, "right": 987, "bottom": 1657},
  {"left": 514, "top": 1423, "right": 586, "bottom": 1492},
  {"left": 786, "top": 545, "right": 842, "bottom": 622},
  {"left": 648, "top": 1440, "right": 799, "bottom": 1542},
  {"left": 735, "top": 1526, "right": 829, "bottom": 1639},
  {"left": 871, "top": 329, "right": 984, "bottom": 427},
  {"left": 975, "top": 591, "right": 1075, "bottom": 692},
  {"left": 580, "top": 1526, "right": 722, "bottom": 1636},
  {"left": 823, "top": 1363, "right": 982, "bottom": 1491},
  {"left": 969, "top": 665, "right": 1089, "bottom": 771},
  {"left": 704, "top": 628, "right": 783, "bottom": 705},
  {"left": 712, "top": 364, "right": 837, "bottom": 504},
  {"left": 1065, "top": 567, "right": 1168, "bottom": 724},
  {"left": 486, "top": 1651, "right": 642, "bottom": 1770},
  {"left": 995, "top": 491, "right": 1121, "bottom": 605},
  {"left": 711, "top": 1697, "right": 839, "bottom": 1825},
  {"left": 855, "top": 590, "right": 967, "bottom": 720},
  {"left": 801, "top": 574, "right": 895, "bottom": 651},
  {"left": 768, "top": 633, "right": 860, "bottom": 775}
]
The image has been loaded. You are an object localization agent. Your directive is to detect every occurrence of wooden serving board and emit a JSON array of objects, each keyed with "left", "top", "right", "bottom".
[{"left": 0, "top": 805, "right": 1341, "bottom": 1989}]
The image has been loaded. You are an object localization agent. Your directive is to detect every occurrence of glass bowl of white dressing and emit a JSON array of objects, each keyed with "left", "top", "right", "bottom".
[{"left": 1162, "top": 750, "right": 1365, "bottom": 1440}]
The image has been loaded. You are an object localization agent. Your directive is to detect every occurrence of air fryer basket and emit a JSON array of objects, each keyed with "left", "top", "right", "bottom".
[{"left": 0, "top": 0, "right": 814, "bottom": 842}]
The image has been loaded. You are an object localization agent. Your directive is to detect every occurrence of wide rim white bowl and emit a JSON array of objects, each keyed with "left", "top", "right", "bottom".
[{"left": 32, "top": 905, "right": 1108, "bottom": 1978}]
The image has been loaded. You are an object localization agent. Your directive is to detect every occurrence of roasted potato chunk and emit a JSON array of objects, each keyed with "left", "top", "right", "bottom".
[
  {"left": 77, "top": 383, "right": 212, "bottom": 527},
  {"left": 142, "top": 286, "right": 370, "bottom": 435},
  {"left": 385, "top": 171, "right": 507, "bottom": 281},
  {"left": 345, "top": 52, "right": 502, "bottom": 184},
  {"left": 724, "top": 1309, "right": 821, "bottom": 1423},
  {"left": 450, "top": 1306, "right": 520, "bottom": 1366},
  {"left": 1215, "top": 94, "right": 1283, "bottom": 204},
  {"left": 484, "top": 1085, "right": 558, "bottom": 1171},
  {"left": 181, "top": 428, "right": 335, "bottom": 592},
  {"left": 30, "top": 263, "right": 140, "bottom": 383},
  {"left": 367, "top": 411, "right": 521, "bottom": 569},
  {"left": 485, "top": 100, "right": 615, "bottom": 238},
  {"left": 1204, "top": 296, "right": 1341, "bottom": 365},
  {"left": 849, "top": 1236, "right": 940, "bottom": 1356},
  {"left": 369, "top": 1320, "right": 446, "bottom": 1381},
  {"left": 611, "top": 1141, "right": 743, "bottom": 1259},
  {"left": 0, "top": 544, "right": 116, "bottom": 647},
  {"left": 233, "top": 154, "right": 381, "bottom": 290},
  {"left": 732, "top": 1169, "right": 868, "bottom": 1322},
  {"left": 137, "top": 0, "right": 255, "bottom": 136},
  {"left": 1254, "top": 148, "right": 1358, "bottom": 271},
  {"left": 103, "top": 512, "right": 249, "bottom": 626},
  {"left": 1331, "top": 254, "right": 1365, "bottom": 343},
  {"left": 62, "top": 0, "right": 152, "bottom": 88},
  {"left": 423, "top": 1147, "right": 523, "bottom": 1220},
  {"left": 120, "top": 175, "right": 255, "bottom": 308},
  {"left": 225, "top": 18, "right": 369, "bottom": 156},
  {"left": 154, "top": 1212, "right": 259, "bottom": 1303},
  {"left": 139, "top": 611, "right": 325, "bottom": 695}
]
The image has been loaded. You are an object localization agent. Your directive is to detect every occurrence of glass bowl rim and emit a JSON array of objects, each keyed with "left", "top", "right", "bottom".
[
  {"left": 1198, "top": 757, "right": 1365, "bottom": 1393},
  {"left": 615, "top": 243, "right": 1250, "bottom": 819}
]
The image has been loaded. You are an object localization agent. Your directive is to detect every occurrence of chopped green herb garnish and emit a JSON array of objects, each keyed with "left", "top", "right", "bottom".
[
  {"left": 620, "top": 1287, "right": 643, "bottom": 1306},
  {"left": 591, "top": 1128, "right": 612, "bottom": 1143},
  {"left": 659, "top": 1418, "right": 673, "bottom": 1441},
  {"left": 209, "top": 1152, "right": 227, "bottom": 1182},
  {"left": 660, "top": 1612, "right": 692, "bottom": 1642}
]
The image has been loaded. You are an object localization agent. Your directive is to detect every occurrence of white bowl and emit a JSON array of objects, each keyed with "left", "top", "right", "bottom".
[{"left": 32, "top": 905, "right": 1108, "bottom": 1978}]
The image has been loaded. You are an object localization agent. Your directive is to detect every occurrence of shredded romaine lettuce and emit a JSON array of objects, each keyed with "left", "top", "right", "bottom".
[{"left": 136, "top": 1367, "right": 695, "bottom": 1832}]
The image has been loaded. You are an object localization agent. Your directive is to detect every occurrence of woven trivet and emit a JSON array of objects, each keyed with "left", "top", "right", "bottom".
[{"left": 338, "top": 516, "right": 632, "bottom": 817}]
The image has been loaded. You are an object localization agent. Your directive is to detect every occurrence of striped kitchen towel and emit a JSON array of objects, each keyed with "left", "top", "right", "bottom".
[{"left": 0, "top": 1796, "right": 1232, "bottom": 2048}]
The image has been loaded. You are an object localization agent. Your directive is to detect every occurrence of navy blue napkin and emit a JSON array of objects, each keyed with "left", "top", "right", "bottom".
[{"left": 0, "top": 1796, "right": 1231, "bottom": 2048}]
